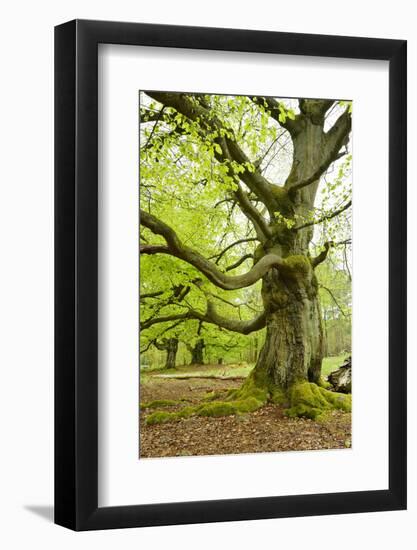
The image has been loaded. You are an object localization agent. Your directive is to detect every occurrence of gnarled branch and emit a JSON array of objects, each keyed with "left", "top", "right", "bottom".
[
  {"left": 311, "top": 241, "right": 332, "bottom": 268},
  {"left": 225, "top": 254, "right": 254, "bottom": 272},
  {"left": 141, "top": 303, "right": 266, "bottom": 335},
  {"left": 233, "top": 185, "right": 272, "bottom": 241},
  {"left": 140, "top": 209, "right": 283, "bottom": 290}
]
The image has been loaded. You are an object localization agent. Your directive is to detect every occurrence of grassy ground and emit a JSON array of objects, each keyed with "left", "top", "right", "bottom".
[
  {"left": 143, "top": 355, "right": 348, "bottom": 381},
  {"left": 139, "top": 356, "right": 351, "bottom": 458},
  {"left": 321, "top": 354, "right": 350, "bottom": 378}
]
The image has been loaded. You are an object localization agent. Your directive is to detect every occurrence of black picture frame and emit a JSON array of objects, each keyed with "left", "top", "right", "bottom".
[{"left": 54, "top": 19, "right": 407, "bottom": 531}]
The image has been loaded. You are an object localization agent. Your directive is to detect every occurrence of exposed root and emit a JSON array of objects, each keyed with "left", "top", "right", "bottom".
[
  {"left": 285, "top": 381, "right": 351, "bottom": 420},
  {"left": 145, "top": 397, "right": 264, "bottom": 425},
  {"left": 145, "top": 373, "right": 269, "bottom": 425},
  {"left": 224, "top": 374, "right": 269, "bottom": 403},
  {"left": 140, "top": 398, "right": 189, "bottom": 410},
  {"left": 143, "top": 376, "right": 351, "bottom": 425},
  {"left": 203, "top": 389, "right": 229, "bottom": 401}
]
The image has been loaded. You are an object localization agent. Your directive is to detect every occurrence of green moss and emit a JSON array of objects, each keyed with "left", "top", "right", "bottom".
[
  {"left": 285, "top": 381, "right": 351, "bottom": 420},
  {"left": 227, "top": 371, "right": 269, "bottom": 403},
  {"left": 270, "top": 387, "right": 288, "bottom": 405},
  {"left": 175, "top": 406, "right": 196, "bottom": 419},
  {"left": 140, "top": 399, "right": 185, "bottom": 410},
  {"left": 144, "top": 396, "right": 265, "bottom": 424},
  {"left": 317, "top": 377, "right": 331, "bottom": 389},
  {"left": 323, "top": 389, "right": 352, "bottom": 411},
  {"left": 197, "top": 397, "right": 262, "bottom": 417},
  {"left": 203, "top": 390, "right": 227, "bottom": 402},
  {"left": 281, "top": 255, "right": 311, "bottom": 276},
  {"left": 270, "top": 186, "right": 293, "bottom": 216},
  {"left": 286, "top": 404, "right": 323, "bottom": 420},
  {"left": 145, "top": 411, "right": 173, "bottom": 425}
]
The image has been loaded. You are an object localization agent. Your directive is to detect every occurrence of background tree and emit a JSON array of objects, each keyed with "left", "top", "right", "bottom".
[
  {"left": 153, "top": 337, "right": 179, "bottom": 369},
  {"left": 140, "top": 92, "right": 352, "bottom": 417}
]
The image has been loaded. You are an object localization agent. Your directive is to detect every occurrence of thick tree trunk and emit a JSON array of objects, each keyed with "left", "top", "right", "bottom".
[
  {"left": 252, "top": 259, "right": 324, "bottom": 390},
  {"left": 164, "top": 337, "right": 178, "bottom": 369},
  {"left": 189, "top": 338, "right": 205, "bottom": 365},
  {"left": 250, "top": 113, "right": 328, "bottom": 392}
]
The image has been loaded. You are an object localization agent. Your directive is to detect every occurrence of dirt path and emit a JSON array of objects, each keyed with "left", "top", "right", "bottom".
[{"left": 139, "top": 367, "right": 351, "bottom": 458}]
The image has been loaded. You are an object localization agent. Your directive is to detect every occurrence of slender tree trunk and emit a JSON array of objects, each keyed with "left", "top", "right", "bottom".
[
  {"left": 155, "top": 337, "right": 179, "bottom": 369},
  {"left": 189, "top": 338, "right": 205, "bottom": 365}
]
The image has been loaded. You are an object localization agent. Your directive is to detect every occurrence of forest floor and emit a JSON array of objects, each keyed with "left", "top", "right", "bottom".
[{"left": 139, "top": 359, "right": 351, "bottom": 458}]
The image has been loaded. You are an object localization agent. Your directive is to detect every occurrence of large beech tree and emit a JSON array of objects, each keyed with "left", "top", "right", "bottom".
[{"left": 140, "top": 91, "right": 352, "bottom": 417}]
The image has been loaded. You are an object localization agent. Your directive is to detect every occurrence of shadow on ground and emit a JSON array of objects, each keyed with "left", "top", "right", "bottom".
[{"left": 24, "top": 505, "right": 54, "bottom": 523}]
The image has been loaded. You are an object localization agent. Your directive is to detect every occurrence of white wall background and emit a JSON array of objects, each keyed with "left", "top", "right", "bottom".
[{"left": 0, "top": 1, "right": 414, "bottom": 548}]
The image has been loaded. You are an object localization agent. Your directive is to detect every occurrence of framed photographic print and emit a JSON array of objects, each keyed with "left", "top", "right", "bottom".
[{"left": 54, "top": 19, "right": 407, "bottom": 530}]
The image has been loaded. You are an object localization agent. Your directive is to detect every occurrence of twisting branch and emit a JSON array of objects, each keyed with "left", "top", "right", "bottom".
[
  {"left": 311, "top": 241, "right": 332, "bottom": 268},
  {"left": 140, "top": 244, "right": 170, "bottom": 254},
  {"left": 210, "top": 238, "right": 257, "bottom": 263},
  {"left": 311, "top": 238, "right": 352, "bottom": 268},
  {"left": 225, "top": 254, "right": 253, "bottom": 272},
  {"left": 294, "top": 200, "right": 352, "bottom": 231},
  {"left": 140, "top": 303, "right": 266, "bottom": 335},
  {"left": 140, "top": 209, "right": 283, "bottom": 290},
  {"left": 140, "top": 339, "right": 156, "bottom": 354},
  {"left": 233, "top": 185, "right": 272, "bottom": 241}
]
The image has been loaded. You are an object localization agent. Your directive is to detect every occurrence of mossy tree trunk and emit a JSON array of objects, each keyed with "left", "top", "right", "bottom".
[
  {"left": 251, "top": 106, "right": 329, "bottom": 393},
  {"left": 252, "top": 260, "right": 324, "bottom": 391}
]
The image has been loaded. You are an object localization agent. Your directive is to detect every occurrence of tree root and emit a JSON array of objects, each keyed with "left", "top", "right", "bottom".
[
  {"left": 285, "top": 382, "right": 351, "bottom": 420},
  {"left": 140, "top": 398, "right": 190, "bottom": 410},
  {"left": 143, "top": 378, "right": 351, "bottom": 425},
  {"left": 145, "top": 397, "right": 265, "bottom": 425},
  {"left": 145, "top": 374, "right": 269, "bottom": 425}
]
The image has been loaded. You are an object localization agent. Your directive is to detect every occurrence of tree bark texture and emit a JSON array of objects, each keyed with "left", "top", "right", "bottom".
[{"left": 252, "top": 114, "right": 328, "bottom": 391}]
